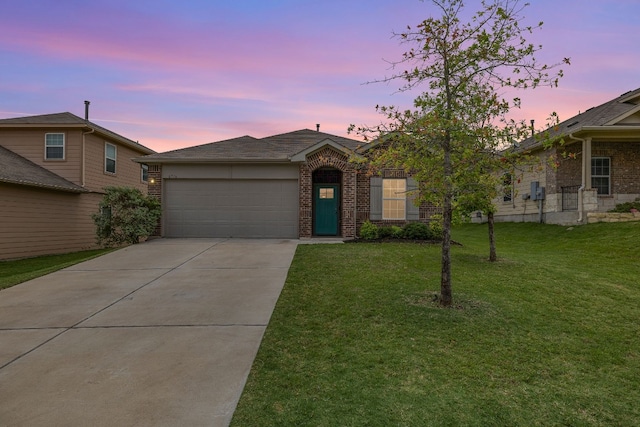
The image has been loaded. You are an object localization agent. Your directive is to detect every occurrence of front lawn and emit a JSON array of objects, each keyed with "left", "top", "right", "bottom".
[
  {"left": 232, "top": 222, "right": 640, "bottom": 426},
  {"left": 0, "top": 249, "right": 113, "bottom": 290}
]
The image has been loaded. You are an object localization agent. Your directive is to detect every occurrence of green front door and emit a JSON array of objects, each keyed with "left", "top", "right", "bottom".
[{"left": 314, "top": 184, "right": 339, "bottom": 236}]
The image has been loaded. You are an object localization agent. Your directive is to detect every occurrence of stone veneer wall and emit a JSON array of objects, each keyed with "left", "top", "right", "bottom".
[
  {"left": 587, "top": 211, "right": 640, "bottom": 223},
  {"left": 299, "top": 147, "right": 357, "bottom": 238}
]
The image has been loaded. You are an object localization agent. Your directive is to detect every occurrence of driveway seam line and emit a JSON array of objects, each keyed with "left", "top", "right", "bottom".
[{"left": 0, "top": 239, "right": 228, "bottom": 371}]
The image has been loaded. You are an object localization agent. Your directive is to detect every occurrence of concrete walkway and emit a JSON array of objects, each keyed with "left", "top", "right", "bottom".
[{"left": 0, "top": 238, "right": 298, "bottom": 426}]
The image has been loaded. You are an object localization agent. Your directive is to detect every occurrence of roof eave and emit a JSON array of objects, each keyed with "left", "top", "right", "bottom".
[
  {"left": 88, "top": 127, "right": 155, "bottom": 155},
  {"left": 133, "top": 157, "right": 293, "bottom": 164},
  {"left": 570, "top": 126, "right": 640, "bottom": 140},
  {"left": 0, "top": 178, "right": 88, "bottom": 193}
]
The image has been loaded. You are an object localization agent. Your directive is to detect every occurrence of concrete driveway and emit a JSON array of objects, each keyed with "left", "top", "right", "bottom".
[{"left": 0, "top": 238, "right": 298, "bottom": 426}]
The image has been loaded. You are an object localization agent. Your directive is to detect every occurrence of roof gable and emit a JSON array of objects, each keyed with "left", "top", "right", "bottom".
[
  {"left": 0, "top": 145, "right": 87, "bottom": 192},
  {"left": 289, "top": 138, "right": 363, "bottom": 162}
]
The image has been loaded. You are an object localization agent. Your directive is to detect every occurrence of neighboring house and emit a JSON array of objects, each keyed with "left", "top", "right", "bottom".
[
  {"left": 136, "top": 129, "right": 435, "bottom": 239},
  {"left": 0, "top": 111, "right": 155, "bottom": 259},
  {"left": 493, "top": 87, "right": 640, "bottom": 225}
]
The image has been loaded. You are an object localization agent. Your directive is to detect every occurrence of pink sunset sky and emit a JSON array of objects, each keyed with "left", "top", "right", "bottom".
[{"left": 1, "top": 0, "right": 638, "bottom": 153}]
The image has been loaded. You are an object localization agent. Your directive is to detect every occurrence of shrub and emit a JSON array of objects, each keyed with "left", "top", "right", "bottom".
[
  {"left": 391, "top": 225, "right": 404, "bottom": 239},
  {"left": 92, "top": 186, "right": 161, "bottom": 247},
  {"left": 378, "top": 226, "right": 392, "bottom": 238},
  {"left": 402, "top": 222, "right": 432, "bottom": 240},
  {"left": 378, "top": 225, "right": 406, "bottom": 239},
  {"left": 609, "top": 198, "right": 640, "bottom": 213},
  {"left": 359, "top": 221, "right": 379, "bottom": 240}
]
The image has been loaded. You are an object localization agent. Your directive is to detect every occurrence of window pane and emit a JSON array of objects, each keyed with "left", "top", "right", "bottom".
[
  {"left": 383, "top": 179, "right": 406, "bottom": 198},
  {"left": 591, "top": 158, "right": 610, "bottom": 175},
  {"left": 106, "top": 144, "right": 116, "bottom": 158},
  {"left": 46, "top": 134, "right": 64, "bottom": 145},
  {"left": 106, "top": 158, "right": 116, "bottom": 173},
  {"left": 383, "top": 200, "right": 406, "bottom": 220},
  {"left": 319, "top": 188, "right": 334, "bottom": 199},
  {"left": 592, "top": 177, "right": 610, "bottom": 195},
  {"left": 46, "top": 146, "right": 64, "bottom": 159}
]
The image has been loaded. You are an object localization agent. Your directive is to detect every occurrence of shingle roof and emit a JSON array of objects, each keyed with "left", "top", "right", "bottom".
[
  {"left": 139, "top": 129, "right": 367, "bottom": 162},
  {"left": 0, "top": 145, "right": 87, "bottom": 192},
  {"left": 520, "top": 87, "right": 640, "bottom": 150},
  {"left": 0, "top": 112, "right": 155, "bottom": 155}
]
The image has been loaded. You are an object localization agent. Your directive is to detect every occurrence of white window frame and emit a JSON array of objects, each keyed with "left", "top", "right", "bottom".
[
  {"left": 382, "top": 178, "right": 407, "bottom": 220},
  {"left": 591, "top": 157, "right": 610, "bottom": 195},
  {"left": 141, "top": 164, "right": 149, "bottom": 182},
  {"left": 105, "top": 142, "right": 117, "bottom": 174},
  {"left": 45, "top": 133, "right": 65, "bottom": 160}
]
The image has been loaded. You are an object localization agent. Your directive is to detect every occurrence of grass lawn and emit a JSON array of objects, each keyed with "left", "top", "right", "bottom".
[
  {"left": 0, "top": 249, "right": 114, "bottom": 290},
  {"left": 231, "top": 222, "right": 640, "bottom": 426}
]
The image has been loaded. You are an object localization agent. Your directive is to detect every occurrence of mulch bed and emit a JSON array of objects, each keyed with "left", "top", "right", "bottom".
[{"left": 346, "top": 238, "right": 462, "bottom": 245}]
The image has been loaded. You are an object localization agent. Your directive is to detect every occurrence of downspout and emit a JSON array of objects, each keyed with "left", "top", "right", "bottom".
[
  {"left": 568, "top": 133, "right": 586, "bottom": 222},
  {"left": 81, "top": 127, "right": 95, "bottom": 187},
  {"left": 81, "top": 101, "right": 94, "bottom": 188}
]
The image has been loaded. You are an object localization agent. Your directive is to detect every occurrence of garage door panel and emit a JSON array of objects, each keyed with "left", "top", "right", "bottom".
[{"left": 164, "top": 179, "right": 298, "bottom": 238}]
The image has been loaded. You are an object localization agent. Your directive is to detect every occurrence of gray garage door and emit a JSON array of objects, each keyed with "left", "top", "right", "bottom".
[{"left": 164, "top": 179, "right": 299, "bottom": 238}]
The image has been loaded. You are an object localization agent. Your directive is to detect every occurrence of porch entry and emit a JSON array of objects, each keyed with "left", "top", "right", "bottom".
[{"left": 313, "top": 168, "right": 341, "bottom": 236}]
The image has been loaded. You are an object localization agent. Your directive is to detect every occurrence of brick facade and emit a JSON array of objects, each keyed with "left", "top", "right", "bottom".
[
  {"left": 594, "top": 142, "right": 640, "bottom": 194},
  {"left": 147, "top": 164, "right": 162, "bottom": 236},
  {"left": 148, "top": 150, "right": 440, "bottom": 239},
  {"left": 552, "top": 141, "right": 640, "bottom": 195},
  {"left": 355, "top": 168, "right": 437, "bottom": 234},
  {"left": 298, "top": 147, "right": 358, "bottom": 238}
]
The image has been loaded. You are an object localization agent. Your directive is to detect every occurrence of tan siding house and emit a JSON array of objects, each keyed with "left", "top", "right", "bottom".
[{"left": 0, "top": 112, "right": 154, "bottom": 260}]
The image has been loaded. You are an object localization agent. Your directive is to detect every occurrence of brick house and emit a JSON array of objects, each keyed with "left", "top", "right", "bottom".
[
  {"left": 136, "top": 129, "right": 434, "bottom": 239},
  {"left": 0, "top": 111, "right": 155, "bottom": 259},
  {"left": 493, "top": 87, "right": 640, "bottom": 225}
]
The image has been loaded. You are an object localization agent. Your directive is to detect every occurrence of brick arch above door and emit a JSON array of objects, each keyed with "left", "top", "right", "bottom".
[{"left": 299, "top": 147, "right": 357, "bottom": 238}]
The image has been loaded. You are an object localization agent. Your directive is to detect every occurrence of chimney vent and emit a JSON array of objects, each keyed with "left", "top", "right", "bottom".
[
  {"left": 530, "top": 119, "right": 535, "bottom": 138},
  {"left": 84, "top": 100, "right": 91, "bottom": 120},
  {"left": 316, "top": 123, "right": 320, "bottom": 132}
]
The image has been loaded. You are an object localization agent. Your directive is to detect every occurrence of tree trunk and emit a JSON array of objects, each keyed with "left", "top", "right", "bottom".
[
  {"left": 488, "top": 211, "right": 497, "bottom": 262},
  {"left": 440, "top": 192, "right": 453, "bottom": 306},
  {"left": 440, "top": 125, "right": 453, "bottom": 307}
]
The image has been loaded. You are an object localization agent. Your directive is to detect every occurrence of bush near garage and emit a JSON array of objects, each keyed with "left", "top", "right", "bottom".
[{"left": 92, "top": 186, "right": 161, "bottom": 247}]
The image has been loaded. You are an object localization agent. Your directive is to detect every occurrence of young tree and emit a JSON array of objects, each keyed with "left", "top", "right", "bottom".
[
  {"left": 353, "top": 0, "right": 567, "bottom": 306},
  {"left": 92, "top": 186, "right": 161, "bottom": 247}
]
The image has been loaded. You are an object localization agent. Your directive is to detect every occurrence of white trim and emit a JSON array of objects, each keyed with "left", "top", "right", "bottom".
[
  {"left": 44, "top": 132, "right": 65, "bottom": 160},
  {"left": 105, "top": 142, "right": 117, "bottom": 174},
  {"left": 591, "top": 156, "right": 610, "bottom": 195}
]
